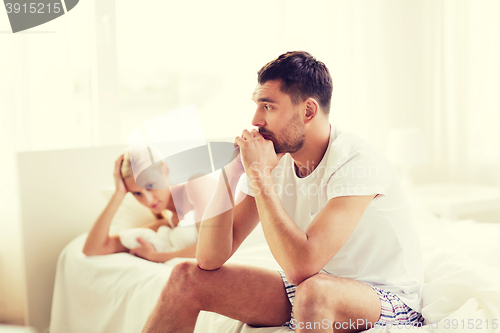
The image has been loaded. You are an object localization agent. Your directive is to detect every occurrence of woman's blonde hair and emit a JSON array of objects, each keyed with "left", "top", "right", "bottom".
[
  {"left": 121, "top": 148, "right": 169, "bottom": 180},
  {"left": 121, "top": 151, "right": 134, "bottom": 179},
  {"left": 121, "top": 149, "right": 170, "bottom": 220}
]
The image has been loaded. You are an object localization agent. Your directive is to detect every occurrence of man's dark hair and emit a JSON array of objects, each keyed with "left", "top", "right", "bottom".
[{"left": 257, "top": 51, "right": 333, "bottom": 114}]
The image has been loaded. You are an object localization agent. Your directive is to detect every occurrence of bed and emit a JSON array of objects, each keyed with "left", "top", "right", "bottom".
[
  {"left": 49, "top": 196, "right": 500, "bottom": 332},
  {"left": 17, "top": 147, "right": 500, "bottom": 333}
]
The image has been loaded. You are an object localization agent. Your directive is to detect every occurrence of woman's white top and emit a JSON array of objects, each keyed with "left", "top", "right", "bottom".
[{"left": 118, "top": 209, "right": 198, "bottom": 254}]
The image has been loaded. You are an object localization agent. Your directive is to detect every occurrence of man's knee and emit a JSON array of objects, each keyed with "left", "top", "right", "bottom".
[
  {"left": 294, "top": 274, "right": 339, "bottom": 314},
  {"left": 161, "top": 260, "right": 201, "bottom": 301},
  {"left": 170, "top": 260, "right": 199, "bottom": 282}
]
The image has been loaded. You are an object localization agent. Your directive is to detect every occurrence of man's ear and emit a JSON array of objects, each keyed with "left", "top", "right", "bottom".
[{"left": 304, "top": 98, "right": 320, "bottom": 123}]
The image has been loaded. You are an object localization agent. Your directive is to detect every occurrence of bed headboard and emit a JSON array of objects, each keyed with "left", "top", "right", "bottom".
[{"left": 17, "top": 145, "right": 125, "bottom": 333}]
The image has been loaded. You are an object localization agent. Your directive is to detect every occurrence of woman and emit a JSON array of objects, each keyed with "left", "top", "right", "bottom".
[{"left": 82, "top": 151, "right": 215, "bottom": 262}]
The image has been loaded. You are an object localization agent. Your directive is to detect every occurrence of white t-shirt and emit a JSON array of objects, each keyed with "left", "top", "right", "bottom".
[{"left": 241, "top": 125, "right": 423, "bottom": 312}]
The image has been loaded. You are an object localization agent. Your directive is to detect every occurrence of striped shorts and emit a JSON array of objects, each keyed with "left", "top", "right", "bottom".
[{"left": 279, "top": 271, "right": 425, "bottom": 330}]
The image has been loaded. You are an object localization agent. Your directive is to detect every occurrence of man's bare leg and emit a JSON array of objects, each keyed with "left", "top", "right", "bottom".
[
  {"left": 142, "top": 260, "right": 291, "bottom": 333},
  {"left": 293, "top": 273, "right": 381, "bottom": 333}
]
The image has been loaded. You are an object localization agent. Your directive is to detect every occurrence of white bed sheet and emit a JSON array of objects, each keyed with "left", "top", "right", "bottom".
[
  {"left": 50, "top": 202, "right": 500, "bottom": 333},
  {"left": 49, "top": 227, "right": 291, "bottom": 333}
]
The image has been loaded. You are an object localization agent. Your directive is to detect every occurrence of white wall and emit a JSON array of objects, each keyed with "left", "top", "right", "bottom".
[{"left": 0, "top": 0, "right": 96, "bottom": 324}]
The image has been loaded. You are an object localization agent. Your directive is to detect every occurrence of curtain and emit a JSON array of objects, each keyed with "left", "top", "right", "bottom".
[{"left": 421, "top": 0, "right": 500, "bottom": 185}]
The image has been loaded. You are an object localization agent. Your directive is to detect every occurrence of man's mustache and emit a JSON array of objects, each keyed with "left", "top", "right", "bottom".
[{"left": 258, "top": 128, "right": 275, "bottom": 140}]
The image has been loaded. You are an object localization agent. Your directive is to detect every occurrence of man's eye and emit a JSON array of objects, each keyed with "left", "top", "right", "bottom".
[{"left": 264, "top": 105, "right": 272, "bottom": 110}]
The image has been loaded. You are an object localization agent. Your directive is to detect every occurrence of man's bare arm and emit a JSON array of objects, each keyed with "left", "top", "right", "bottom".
[
  {"left": 254, "top": 175, "right": 376, "bottom": 285},
  {"left": 196, "top": 158, "right": 260, "bottom": 270}
]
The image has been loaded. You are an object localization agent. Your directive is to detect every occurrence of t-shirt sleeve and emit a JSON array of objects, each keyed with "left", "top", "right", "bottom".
[
  {"left": 326, "top": 151, "right": 388, "bottom": 200},
  {"left": 238, "top": 174, "right": 255, "bottom": 197}
]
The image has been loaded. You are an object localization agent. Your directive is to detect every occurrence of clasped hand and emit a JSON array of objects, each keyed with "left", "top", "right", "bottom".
[{"left": 235, "top": 129, "right": 284, "bottom": 180}]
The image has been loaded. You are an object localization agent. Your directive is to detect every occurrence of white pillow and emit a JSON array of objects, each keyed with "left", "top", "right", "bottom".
[{"left": 100, "top": 187, "right": 157, "bottom": 229}]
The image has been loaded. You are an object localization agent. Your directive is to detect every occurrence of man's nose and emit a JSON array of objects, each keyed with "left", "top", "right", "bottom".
[{"left": 251, "top": 109, "right": 265, "bottom": 127}]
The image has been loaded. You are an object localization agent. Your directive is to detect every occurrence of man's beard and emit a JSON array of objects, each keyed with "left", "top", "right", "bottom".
[{"left": 259, "top": 114, "right": 305, "bottom": 154}]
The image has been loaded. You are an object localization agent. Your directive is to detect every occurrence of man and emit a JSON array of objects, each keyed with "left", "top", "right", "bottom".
[{"left": 143, "top": 51, "right": 424, "bottom": 333}]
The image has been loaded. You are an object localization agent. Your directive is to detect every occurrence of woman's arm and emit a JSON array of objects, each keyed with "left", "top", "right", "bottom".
[
  {"left": 82, "top": 193, "right": 128, "bottom": 255},
  {"left": 129, "top": 239, "right": 197, "bottom": 263},
  {"left": 83, "top": 155, "right": 129, "bottom": 256}
]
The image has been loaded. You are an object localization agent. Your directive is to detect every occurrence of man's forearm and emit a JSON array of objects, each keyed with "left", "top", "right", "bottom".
[
  {"left": 196, "top": 162, "right": 242, "bottom": 269},
  {"left": 252, "top": 175, "right": 311, "bottom": 282}
]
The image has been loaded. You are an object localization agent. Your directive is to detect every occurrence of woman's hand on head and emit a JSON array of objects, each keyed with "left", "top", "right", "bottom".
[
  {"left": 129, "top": 237, "right": 160, "bottom": 262},
  {"left": 114, "top": 154, "right": 128, "bottom": 196}
]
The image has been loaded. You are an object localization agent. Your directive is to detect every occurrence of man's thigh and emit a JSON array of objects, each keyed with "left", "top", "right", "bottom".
[
  {"left": 179, "top": 260, "right": 292, "bottom": 327},
  {"left": 292, "top": 273, "right": 381, "bottom": 332}
]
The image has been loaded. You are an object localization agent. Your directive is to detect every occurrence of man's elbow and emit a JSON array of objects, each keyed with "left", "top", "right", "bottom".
[
  {"left": 195, "top": 258, "right": 223, "bottom": 271},
  {"left": 195, "top": 254, "right": 228, "bottom": 271},
  {"left": 196, "top": 261, "right": 221, "bottom": 271},
  {"left": 285, "top": 248, "right": 336, "bottom": 285},
  {"left": 287, "top": 272, "right": 310, "bottom": 286},
  {"left": 284, "top": 265, "right": 320, "bottom": 286}
]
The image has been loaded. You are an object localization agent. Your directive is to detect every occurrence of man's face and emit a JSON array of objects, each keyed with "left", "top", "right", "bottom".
[{"left": 251, "top": 80, "right": 305, "bottom": 154}]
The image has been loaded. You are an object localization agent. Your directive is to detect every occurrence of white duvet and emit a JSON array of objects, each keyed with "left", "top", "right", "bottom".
[{"left": 50, "top": 200, "right": 500, "bottom": 333}]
